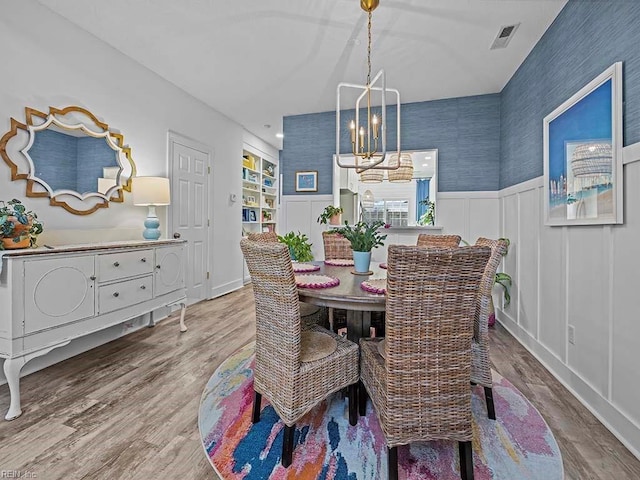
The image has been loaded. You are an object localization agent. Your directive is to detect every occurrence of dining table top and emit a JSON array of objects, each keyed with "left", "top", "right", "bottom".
[{"left": 296, "top": 261, "right": 387, "bottom": 312}]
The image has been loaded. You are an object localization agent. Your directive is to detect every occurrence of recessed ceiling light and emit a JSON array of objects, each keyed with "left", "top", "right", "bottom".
[
  {"left": 276, "top": 133, "right": 284, "bottom": 139},
  {"left": 424, "top": 156, "right": 431, "bottom": 160},
  {"left": 422, "top": 163, "right": 428, "bottom": 167}
]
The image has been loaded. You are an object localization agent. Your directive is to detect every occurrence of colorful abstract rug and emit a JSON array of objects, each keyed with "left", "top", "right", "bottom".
[{"left": 199, "top": 342, "right": 563, "bottom": 479}]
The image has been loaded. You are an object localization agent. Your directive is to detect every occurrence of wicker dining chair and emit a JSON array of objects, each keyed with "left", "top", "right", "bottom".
[
  {"left": 322, "top": 231, "right": 352, "bottom": 260},
  {"left": 471, "top": 237, "right": 509, "bottom": 420},
  {"left": 416, "top": 233, "right": 461, "bottom": 248},
  {"left": 246, "top": 231, "right": 278, "bottom": 243},
  {"left": 321, "top": 231, "right": 353, "bottom": 331},
  {"left": 359, "top": 244, "right": 490, "bottom": 480},
  {"left": 245, "top": 231, "right": 326, "bottom": 329},
  {"left": 240, "top": 239, "right": 359, "bottom": 468}
]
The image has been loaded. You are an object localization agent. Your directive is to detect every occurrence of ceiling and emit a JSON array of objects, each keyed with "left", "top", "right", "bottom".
[{"left": 37, "top": 0, "right": 568, "bottom": 150}]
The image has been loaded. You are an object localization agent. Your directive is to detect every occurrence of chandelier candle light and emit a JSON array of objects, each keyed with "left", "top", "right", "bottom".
[{"left": 336, "top": 0, "right": 407, "bottom": 180}]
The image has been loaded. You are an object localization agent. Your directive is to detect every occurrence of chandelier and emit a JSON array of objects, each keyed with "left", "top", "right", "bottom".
[{"left": 336, "top": 0, "right": 408, "bottom": 181}]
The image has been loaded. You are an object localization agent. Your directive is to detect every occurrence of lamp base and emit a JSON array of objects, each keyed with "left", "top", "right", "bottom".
[{"left": 142, "top": 206, "right": 161, "bottom": 240}]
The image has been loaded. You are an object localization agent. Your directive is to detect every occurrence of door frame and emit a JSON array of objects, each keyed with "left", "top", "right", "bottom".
[{"left": 167, "top": 130, "right": 212, "bottom": 301}]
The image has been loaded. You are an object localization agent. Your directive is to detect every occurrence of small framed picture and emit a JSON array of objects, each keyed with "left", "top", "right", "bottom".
[
  {"left": 295, "top": 170, "right": 318, "bottom": 192},
  {"left": 249, "top": 210, "right": 257, "bottom": 222},
  {"left": 246, "top": 195, "right": 256, "bottom": 206}
]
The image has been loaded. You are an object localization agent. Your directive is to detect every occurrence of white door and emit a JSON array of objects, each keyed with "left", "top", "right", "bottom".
[{"left": 169, "top": 133, "right": 210, "bottom": 305}]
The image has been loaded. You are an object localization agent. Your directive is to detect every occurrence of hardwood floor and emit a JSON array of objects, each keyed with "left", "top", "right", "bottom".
[{"left": 0, "top": 286, "right": 638, "bottom": 479}]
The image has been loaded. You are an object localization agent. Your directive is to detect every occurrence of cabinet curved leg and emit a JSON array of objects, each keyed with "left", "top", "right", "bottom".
[
  {"left": 3, "top": 357, "right": 26, "bottom": 420},
  {"left": 2, "top": 342, "right": 70, "bottom": 421},
  {"left": 179, "top": 302, "right": 187, "bottom": 332}
]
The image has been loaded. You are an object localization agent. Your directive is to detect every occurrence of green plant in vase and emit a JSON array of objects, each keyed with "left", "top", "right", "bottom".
[
  {"left": 277, "top": 231, "right": 314, "bottom": 262},
  {"left": 336, "top": 220, "right": 386, "bottom": 273},
  {"left": 0, "top": 199, "right": 44, "bottom": 250},
  {"left": 317, "top": 205, "right": 344, "bottom": 225}
]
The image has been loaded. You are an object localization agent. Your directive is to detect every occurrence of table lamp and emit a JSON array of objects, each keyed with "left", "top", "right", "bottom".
[{"left": 132, "top": 176, "right": 170, "bottom": 240}]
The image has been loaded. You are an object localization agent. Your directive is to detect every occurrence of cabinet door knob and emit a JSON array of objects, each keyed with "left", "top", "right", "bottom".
[
  {"left": 140, "top": 285, "right": 146, "bottom": 290},
  {"left": 141, "top": 257, "right": 147, "bottom": 262},
  {"left": 156, "top": 265, "right": 161, "bottom": 269},
  {"left": 89, "top": 275, "right": 96, "bottom": 281},
  {"left": 173, "top": 232, "right": 181, "bottom": 239},
  {"left": 114, "top": 262, "right": 120, "bottom": 267},
  {"left": 113, "top": 292, "right": 120, "bottom": 297}
]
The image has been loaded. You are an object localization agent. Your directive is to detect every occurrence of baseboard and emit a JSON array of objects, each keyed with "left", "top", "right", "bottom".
[
  {"left": 496, "top": 310, "right": 640, "bottom": 461},
  {"left": 210, "top": 279, "right": 244, "bottom": 299}
]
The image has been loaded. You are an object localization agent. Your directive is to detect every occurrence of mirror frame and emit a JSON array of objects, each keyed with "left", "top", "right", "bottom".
[{"left": 0, "top": 105, "right": 137, "bottom": 215}]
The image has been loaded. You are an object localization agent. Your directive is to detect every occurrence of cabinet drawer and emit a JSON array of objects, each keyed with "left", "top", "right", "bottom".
[
  {"left": 98, "top": 275, "right": 153, "bottom": 314},
  {"left": 98, "top": 249, "right": 154, "bottom": 282}
]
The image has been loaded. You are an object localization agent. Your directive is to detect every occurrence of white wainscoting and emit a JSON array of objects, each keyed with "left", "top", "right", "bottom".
[
  {"left": 496, "top": 146, "right": 640, "bottom": 459},
  {"left": 280, "top": 195, "right": 335, "bottom": 261},
  {"left": 281, "top": 192, "right": 500, "bottom": 261}
]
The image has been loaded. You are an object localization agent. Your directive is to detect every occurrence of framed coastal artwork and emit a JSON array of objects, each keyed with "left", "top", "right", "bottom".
[
  {"left": 543, "top": 62, "right": 623, "bottom": 226},
  {"left": 295, "top": 170, "right": 318, "bottom": 192}
]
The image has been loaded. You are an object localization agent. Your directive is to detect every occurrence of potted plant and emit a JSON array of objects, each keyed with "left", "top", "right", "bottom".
[
  {"left": 0, "top": 199, "right": 44, "bottom": 250},
  {"left": 489, "top": 238, "right": 511, "bottom": 327},
  {"left": 417, "top": 198, "right": 435, "bottom": 225},
  {"left": 317, "top": 205, "right": 344, "bottom": 226},
  {"left": 336, "top": 220, "right": 387, "bottom": 273},
  {"left": 277, "top": 231, "right": 314, "bottom": 262}
]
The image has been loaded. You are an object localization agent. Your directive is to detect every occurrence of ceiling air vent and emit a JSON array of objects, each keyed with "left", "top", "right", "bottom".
[{"left": 490, "top": 23, "right": 520, "bottom": 50}]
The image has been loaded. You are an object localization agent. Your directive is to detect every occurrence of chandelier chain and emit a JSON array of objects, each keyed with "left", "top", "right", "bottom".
[{"left": 367, "top": 9, "right": 372, "bottom": 85}]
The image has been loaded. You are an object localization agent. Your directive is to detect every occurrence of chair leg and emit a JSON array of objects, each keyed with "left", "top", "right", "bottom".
[
  {"left": 484, "top": 386, "right": 496, "bottom": 420},
  {"left": 251, "top": 390, "right": 262, "bottom": 424},
  {"left": 348, "top": 383, "right": 358, "bottom": 426},
  {"left": 358, "top": 380, "right": 368, "bottom": 416},
  {"left": 458, "top": 441, "right": 474, "bottom": 480},
  {"left": 281, "top": 424, "right": 295, "bottom": 468},
  {"left": 387, "top": 446, "right": 398, "bottom": 480},
  {"left": 328, "top": 307, "right": 334, "bottom": 332}
]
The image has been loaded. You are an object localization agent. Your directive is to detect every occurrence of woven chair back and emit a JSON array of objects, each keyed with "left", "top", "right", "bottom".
[
  {"left": 472, "top": 237, "right": 509, "bottom": 342},
  {"left": 246, "top": 231, "right": 278, "bottom": 243},
  {"left": 416, "top": 234, "right": 461, "bottom": 248},
  {"left": 240, "top": 239, "right": 301, "bottom": 383},
  {"left": 384, "top": 244, "right": 490, "bottom": 442},
  {"left": 322, "top": 231, "right": 352, "bottom": 260}
]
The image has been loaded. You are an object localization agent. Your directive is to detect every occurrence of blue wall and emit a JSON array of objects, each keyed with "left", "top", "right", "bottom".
[
  {"left": 76, "top": 136, "right": 118, "bottom": 194},
  {"left": 30, "top": 129, "right": 77, "bottom": 191},
  {"left": 500, "top": 0, "right": 640, "bottom": 189},
  {"left": 282, "top": 94, "right": 501, "bottom": 195},
  {"left": 27, "top": 130, "right": 119, "bottom": 194},
  {"left": 283, "top": 1, "right": 640, "bottom": 194}
]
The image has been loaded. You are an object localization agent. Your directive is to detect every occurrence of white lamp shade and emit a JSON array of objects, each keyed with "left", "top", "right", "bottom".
[{"left": 132, "top": 177, "right": 171, "bottom": 206}]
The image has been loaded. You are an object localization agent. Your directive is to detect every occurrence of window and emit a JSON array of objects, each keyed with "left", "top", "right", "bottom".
[{"left": 363, "top": 200, "right": 409, "bottom": 226}]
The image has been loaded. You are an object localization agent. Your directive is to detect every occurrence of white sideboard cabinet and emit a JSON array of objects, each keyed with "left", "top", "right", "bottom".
[{"left": 0, "top": 239, "right": 187, "bottom": 420}]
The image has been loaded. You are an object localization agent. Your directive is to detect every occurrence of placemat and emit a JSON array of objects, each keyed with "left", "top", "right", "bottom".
[
  {"left": 324, "top": 259, "right": 354, "bottom": 266},
  {"left": 295, "top": 274, "right": 340, "bottom": 289},
  {"left": 292, "top": 263, "right": 321, "bottom": 273},
  {"left": 360, "top": 278, "right": 387, "bottom": 294}
]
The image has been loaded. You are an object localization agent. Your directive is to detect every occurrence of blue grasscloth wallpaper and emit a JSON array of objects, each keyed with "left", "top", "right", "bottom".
[
  {"left": 500, "top": 0, "right": 640, "bottom": 189},
  {"left": 28, "top": 130, "right": 119, "bottom": 194},
  {"left": 283, "top": 0, "right": 640, "bottom": 194},
  {"left": 282, "top": 94, "right": 501, "bottom": 195}
]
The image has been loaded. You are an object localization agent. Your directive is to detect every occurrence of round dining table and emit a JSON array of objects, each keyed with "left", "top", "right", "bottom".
[{"left": 296, "top": 262, "right": 386, "bottom": 342}]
